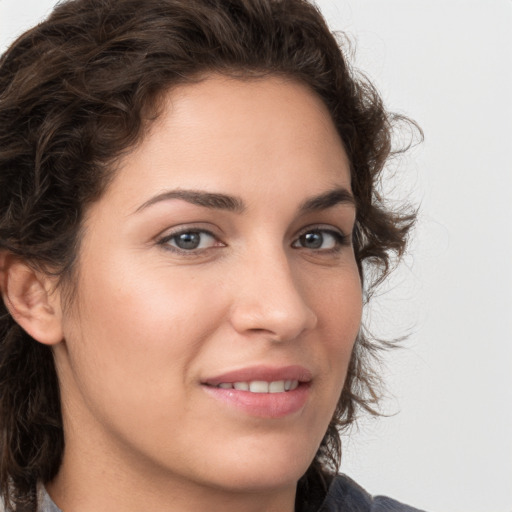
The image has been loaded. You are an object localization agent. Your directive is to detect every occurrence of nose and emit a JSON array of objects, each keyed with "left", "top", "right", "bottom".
[{"left": 228, "top": 251, "right": 318, "bottom": 342}]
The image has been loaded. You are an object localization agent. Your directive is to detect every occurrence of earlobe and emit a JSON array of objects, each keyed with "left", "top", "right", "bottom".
[{"left": 0, "top": 252, "right": 63, "bottom": 345}]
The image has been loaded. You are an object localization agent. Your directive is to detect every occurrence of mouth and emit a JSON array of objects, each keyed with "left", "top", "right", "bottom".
[
  {"left": 201, "top": 365, "right": 312, "bottom": 418},
  {"left": 202, "top": 364, "right": 312, "bottom": 387},
  {"left": 212, "top": 379, "right": 300, "bottom": 393}
]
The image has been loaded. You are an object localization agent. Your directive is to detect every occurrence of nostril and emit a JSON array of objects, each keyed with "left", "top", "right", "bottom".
[{"left": 229, "top": 300, "right": 317, "bottom": 342}]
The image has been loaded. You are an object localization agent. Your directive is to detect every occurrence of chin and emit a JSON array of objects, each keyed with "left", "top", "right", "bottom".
[
  {"left": 208, "top": 466, "right": 307, "bottom": 495},
  {"left": 196, "top": 440, "right": 317, "bottom": 493}
]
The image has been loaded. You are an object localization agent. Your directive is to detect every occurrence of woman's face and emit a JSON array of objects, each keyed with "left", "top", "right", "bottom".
[{"left": 53, "top": 76, "right": 362, "bottom": 499}]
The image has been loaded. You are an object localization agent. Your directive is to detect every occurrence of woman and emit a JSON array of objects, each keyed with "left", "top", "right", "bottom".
[{"left": 0, "top": 0, "right": 422, "bottom": 511}]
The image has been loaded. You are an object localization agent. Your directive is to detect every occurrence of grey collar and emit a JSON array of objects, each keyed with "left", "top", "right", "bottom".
[{"left": 37, "top": 484, "right": 62, "bottom": 512}]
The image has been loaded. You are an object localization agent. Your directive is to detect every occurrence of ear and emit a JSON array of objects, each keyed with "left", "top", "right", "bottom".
[{"left": 0, "top": 252, "right": 63, "bottom": 345}]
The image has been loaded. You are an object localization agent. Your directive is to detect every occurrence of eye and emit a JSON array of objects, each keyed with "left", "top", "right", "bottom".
[
  {"left": 292, "top": 229, "right": 346, "bottom": 251},
  {"left": 159, "top": 229, "right": 220, "bottom": 252}
]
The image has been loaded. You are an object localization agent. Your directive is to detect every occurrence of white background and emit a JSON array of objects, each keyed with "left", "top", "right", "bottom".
[{"left": 1, "top": 1, "right": 511, "bottom": 511}]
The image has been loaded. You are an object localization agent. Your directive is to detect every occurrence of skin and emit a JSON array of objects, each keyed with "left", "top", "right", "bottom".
[{"left": 43, "top": 76, "right": 363, "bottom": 512}]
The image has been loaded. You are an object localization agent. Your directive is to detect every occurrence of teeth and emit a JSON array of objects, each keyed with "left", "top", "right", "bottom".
[
  {"left": 289, "top": 380, "right": 299, "bottom": 391},
  {"left": 216, "top": 380, "right": 299, "bottom": 393},
  {"left": 269, "top": 381, "right": 285, "bottom": 393},
  {"left": 249, "top": 381, "right": 269, "bottom": 393}
]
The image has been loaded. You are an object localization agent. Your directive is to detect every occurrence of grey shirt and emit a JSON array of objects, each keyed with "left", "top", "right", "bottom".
[{"left": 37, "top": 484, "right": 61, "bottom": 512}]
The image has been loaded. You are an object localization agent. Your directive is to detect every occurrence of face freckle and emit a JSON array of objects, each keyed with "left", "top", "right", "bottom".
[{"left": 52, "top": 75, "right": 363, "bottom": 501}]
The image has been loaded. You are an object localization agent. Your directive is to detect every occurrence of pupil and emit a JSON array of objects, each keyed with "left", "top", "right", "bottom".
[
  {"left": 302, "top": 232, "right": 323, "bottom": 249},
  {"left": 176, "top": 232, "right": 200, "bottom": 250}
]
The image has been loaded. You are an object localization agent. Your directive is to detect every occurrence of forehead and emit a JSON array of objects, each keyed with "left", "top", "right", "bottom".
[{"left": 101, "top": 75, "right": 351, "bottom": 212}]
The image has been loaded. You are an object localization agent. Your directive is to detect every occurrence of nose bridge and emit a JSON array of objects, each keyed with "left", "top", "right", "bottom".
[{"left": 229, "top": 245, "right": 317, "bottom": 340}]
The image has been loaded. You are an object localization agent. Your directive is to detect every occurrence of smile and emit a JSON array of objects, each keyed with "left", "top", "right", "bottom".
[
  {"left": 202, "top": 366, "right": 311, "bottom": 418},
  {"left": 215, "top": 380, "right": 300, "bottom": 393}
]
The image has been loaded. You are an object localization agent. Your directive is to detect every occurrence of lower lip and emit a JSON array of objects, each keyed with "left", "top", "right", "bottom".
[{"left": 202, "top": 384, "right": 310, "bottom": 418}]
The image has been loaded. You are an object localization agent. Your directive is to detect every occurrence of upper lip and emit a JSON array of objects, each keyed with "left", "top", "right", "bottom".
[{"left": 202, "top": 365, "right": 313, "bottom": 386}]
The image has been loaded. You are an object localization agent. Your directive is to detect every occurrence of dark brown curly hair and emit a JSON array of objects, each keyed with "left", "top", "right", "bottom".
[{"left": 0, "top": 0, "right": 419, "bottom": 509}]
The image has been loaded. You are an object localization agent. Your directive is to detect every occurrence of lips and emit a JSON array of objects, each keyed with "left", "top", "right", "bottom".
[{"left": 201, "top": 365, "right": 312, "bottom": 418}]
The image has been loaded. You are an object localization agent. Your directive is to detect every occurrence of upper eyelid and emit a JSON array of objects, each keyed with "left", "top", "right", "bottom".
[
  {"left": 156, "top": 225, "right": 219, "bottom": 245},
  {"left": 160, "top": 229, "right": 216, "bottom": 241},
  {"left": 294, "top": 224, "right": 347, "bottom": 237},
  {"left": 156, "top": 223, "right": 222, "bottom": 240}
]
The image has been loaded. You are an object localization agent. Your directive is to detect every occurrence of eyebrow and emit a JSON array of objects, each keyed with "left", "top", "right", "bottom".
[
  {"left": 134, "top": 186, "right": 355, "bottom": 214},
  {"left": 134, "top": 189, "right": 245, "bottom": 214},
  {"left": 299, "top": 188, "right": 355, "bottom": 212}
]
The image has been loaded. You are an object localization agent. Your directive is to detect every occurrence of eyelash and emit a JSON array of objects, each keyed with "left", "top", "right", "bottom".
[
  {"left": 157, "top": 226, "right": 349, "bottom": 255},
  {"left": 157, "top": 228, "right": 221, "bottom": 255},
  {"left": 292, "top": 227, "right": 349, "bottom": 253}
]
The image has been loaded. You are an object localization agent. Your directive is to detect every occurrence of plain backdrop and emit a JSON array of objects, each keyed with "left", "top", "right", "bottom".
[{"left": 1, "top": 1, "right": 511, "bottom": 511}]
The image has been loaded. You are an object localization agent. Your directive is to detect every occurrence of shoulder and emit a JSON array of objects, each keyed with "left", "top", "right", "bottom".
[{"left": 319, "top": 474, "right": 427, "bottom": 512}]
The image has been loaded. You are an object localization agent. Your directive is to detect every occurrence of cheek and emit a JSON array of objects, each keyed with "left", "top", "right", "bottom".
[
  {"left": 312, "top": 265, "right": 362, "bottom": 387},
  {"left": 57, "top": 264, "right": 229, "bottom": 453},
  {"left": 313, "top": 263, "right": 362, "bottom": 338},
  {"left": 62, "top": 259, "right": 224, "bottom": 397}
]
